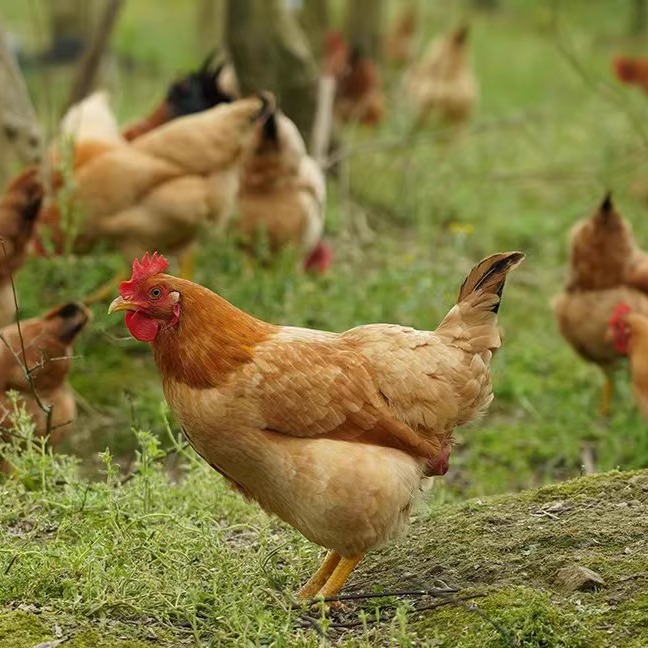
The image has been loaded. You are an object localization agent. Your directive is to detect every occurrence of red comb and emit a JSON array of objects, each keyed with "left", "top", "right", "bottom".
[
  {"left": 610, "top": 302, "right": 631, "bottom": 324},
  {"left": 119, "top": 252, "right": 169, "bottom": 296}
]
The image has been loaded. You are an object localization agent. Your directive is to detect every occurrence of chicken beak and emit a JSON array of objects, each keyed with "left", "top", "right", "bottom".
[{"left": 108, "top": 296, "right": 138, "bottom": 314}]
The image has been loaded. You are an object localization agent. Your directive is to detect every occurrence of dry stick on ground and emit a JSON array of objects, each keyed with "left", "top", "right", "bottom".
[{"left": 66, "top": 0, "right": 125, "bottom": 111}]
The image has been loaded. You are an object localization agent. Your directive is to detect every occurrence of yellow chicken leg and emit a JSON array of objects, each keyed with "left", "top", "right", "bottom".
[
  {"left": 315, "top": 553, "right": 364, "bottom": 601},
  {"left": 83, "top": 271, "right": 128, "bottom": 305},
  {"left": 298, "top": 551, "right": 341, "bottom": 600},
  {"left": 599, "top": 375, "right": 614, "bottom": 418}
]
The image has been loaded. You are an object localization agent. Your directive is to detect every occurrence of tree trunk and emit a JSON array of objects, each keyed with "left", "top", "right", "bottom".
[
  {"left": 225, "top": 0, "right": 319, "bottom": 141},
  {"left": 298, "top": 0, "right": 329, "bottom": 60},
  {"left": 346, "top": 0, "right": 384, "bottom": 60},
  {"left": 66, "top": 0, "right": 125, "bottom": 110},
  {"left": 196, "top": 0, "right": 225, "bottom": 55},
  {"left": 0, "top": 26, "right": 42, "bottom": 187},
  {"left": 44, "top": 0, "right": 96, "bottom": 63}
]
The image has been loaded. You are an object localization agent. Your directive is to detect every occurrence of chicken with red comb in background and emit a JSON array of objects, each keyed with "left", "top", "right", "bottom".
[
  {"left": 608, "top": 303, "right": 648, "bottom": 421},
  {"left": 613, "top": 56, "right": 648, "bottom": 94},
  {"left": 553, "top": 192, "right": 648, "bottom": 417},
  {"left": 109, "top": 249, "right": 523, "bottom": 601}
]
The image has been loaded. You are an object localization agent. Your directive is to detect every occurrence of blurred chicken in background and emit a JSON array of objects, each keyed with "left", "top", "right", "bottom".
[
  {"left": 37, "top": 94, "right": 272, "bottom": 301},
  {"left": 608, "top": 305, "right": 648, "bottom": 422},
  {"left": 0, "top": 302, "right": 90, "bottom": 473},
  {"left": 613, "top": 56, "right": 648, "bottom": 94},
  {"left": 59, "top": 90, "right": 125, "bottom": 145},
  {"left": 325, "top": 31, "right": 386, "bottom": 127},
  {"left": 383, "top": 2, "right": 418, "bottom": 66},
  {"left": 0, "top": 168, "right": 43, "bottom": 326},
  {"left": 237, "top": 108, "right": 331, "bottom": 272},
  {"left": 553, "top": 193, "right": 648, "bottom": 416},
  {"left": 123, "top": 54, "right": 239, "bottom": 140},
  {"left": 404, "top": 22, "right": 478, "bottom": 127}
]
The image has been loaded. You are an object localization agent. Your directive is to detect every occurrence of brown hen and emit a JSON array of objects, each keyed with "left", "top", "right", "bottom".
[{"left": 109, "top": 250, "right": 523, "bottom": 600}]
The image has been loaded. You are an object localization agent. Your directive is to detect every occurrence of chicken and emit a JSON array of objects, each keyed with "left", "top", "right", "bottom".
[
  {"left": 60, "top": 90, "right": 125, "bottom": 145},
  {"left": 404, "top": 23, "right": 478, "bottom": 126},
  {"left": 237, "top": 109, "right": 331, "bottom": 272},
  {"left": 108, "top": 250, "right": 523, "bottom": 600},
  {"left": 38, "top": 95, "right": 272, "bottom": 297},
  {"left": 123, "top": 54, "right": 238, "bottom": 141},
  {"left": 0, "top": 167, "right": 44, "bottom": 326},
  {"left": 325, "top": 32, "right": 386, "bottom": 126},
  {"left": 608, "top": 304, "right": 648, "bottom": 420},
  {"left": 0, "top": 302, "right": 90, "bottom": 472},
  {"left": 613, "top": 56, "right": 648, "bottom": 94},
  {"left": 552, "top": 193, "right": 648, "bottom": 416},
  {"left": 383, "top": 3, "right": 418, "bottom": 66}
]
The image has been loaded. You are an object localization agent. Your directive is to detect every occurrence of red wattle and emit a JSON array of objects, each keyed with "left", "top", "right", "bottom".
[{"left": 125, "top": 310, "right": 160, "bottom": 342}]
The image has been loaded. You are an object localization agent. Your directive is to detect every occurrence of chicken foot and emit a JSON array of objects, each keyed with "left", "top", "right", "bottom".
[
  {"left": 315, "top": 554, "right": 364, "bottom": 601},
  {"left": 298, "top": 551, "right": 341, "bottom": 599}
]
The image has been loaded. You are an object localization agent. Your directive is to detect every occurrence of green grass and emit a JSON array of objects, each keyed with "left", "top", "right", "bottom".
[{"left": 2, "top": 0, "right": 648, "bottom": 644}]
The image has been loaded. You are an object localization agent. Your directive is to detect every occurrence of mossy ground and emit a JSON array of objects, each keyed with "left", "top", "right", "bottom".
[
  {"left": 1, "top": 0, "right": 648, "bottom": 645},
  {"left": 1, "top": 455, "right": 646, "bottom": 647}
]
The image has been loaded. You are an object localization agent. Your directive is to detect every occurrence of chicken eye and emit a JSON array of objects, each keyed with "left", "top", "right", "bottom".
[{"left": 149, "top": 287, "right": 163, "bottom": 300}]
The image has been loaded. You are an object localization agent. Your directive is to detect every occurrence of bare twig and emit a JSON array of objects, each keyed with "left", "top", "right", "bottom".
[
  {"left": 323, "top": 587, "right": 459, "bottom": 603},
  {"left": 322, "top": 593, "right": 486, "bottom": 630},
  {"left": 4, "top": 554, "right": 18, "bottom": 575},
  {"left": 0, "top": 240, "right": 54, "bottom": 436}
]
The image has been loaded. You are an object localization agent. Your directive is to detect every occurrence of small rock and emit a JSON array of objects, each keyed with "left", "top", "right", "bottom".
[{"left": 555, "top": 566, "right": 605, "bottom": 592}]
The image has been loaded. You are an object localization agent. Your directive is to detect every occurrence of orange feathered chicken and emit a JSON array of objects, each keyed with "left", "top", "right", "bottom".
[
  {"left": 0, "top": 167, "right": 44, "bottom": 325},
  {"left": 109, "top": 250, "right": 523, "bottom": 599},
  {"left": 553, "top": 193, "right": 648, "bottom": 415},
  {"left": 613, "top": 56, "right": 648, "bottom": 94},
  {"left": 404, "top": 23, "right": 478, "bottom": 126},
  {"left": 608, "top": 304, "right": 648, "bottom": 420},
  {"left": 383, "top": 3, "right": 418, "bottom": 65},
  {"left": 0, "top": 302, "right": 90, "bottom": 472},
  {"left": 325, "top": 32, "right": 386, "bottom": 126},
  {"left": 237, "top": 109, "right": 331, "bottom": 272},
  {"left": 122, "top": 55, "right": 239, "bottom": 141},
  {"left": 37, "top": 95, "right": 272, "bottom": 277}
]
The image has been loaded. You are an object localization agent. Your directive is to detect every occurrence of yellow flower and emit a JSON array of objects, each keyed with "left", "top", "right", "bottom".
[{"left": 448, "top": 222, "right": 475, "bottom": 235}]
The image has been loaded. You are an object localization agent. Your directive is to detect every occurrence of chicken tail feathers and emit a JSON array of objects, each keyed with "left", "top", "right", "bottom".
[
  {"left": 436, "top": 251, "right": 524, "bottom": 352},
  {"left": 456, "top": 251, "right": 525, "bottom": 313}
]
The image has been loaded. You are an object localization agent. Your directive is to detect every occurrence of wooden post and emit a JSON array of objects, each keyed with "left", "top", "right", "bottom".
[
  {"left": 196, "top": 0, "right": 225, "bottom": 54},
  {"left": 226, "top": 0, "right": 319, "bottom": 141},
  {"left": 298, "top": 0, "right": 329, "bottom": 60},
  {"left": 346, "top": 0, "right": 384, "bottom": 60},
  {"left": 66, "top": 0, "right": 124, "bottom": 110},
  {"left": 0, "top": 26, "right": 42, "bottom": 187}
]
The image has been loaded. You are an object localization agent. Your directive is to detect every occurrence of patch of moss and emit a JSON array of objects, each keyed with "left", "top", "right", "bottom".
[
  {"left": 347, "top": 470, "right": 648, "bottom": 647},
  {"left": 410, "top": 587, "right": 600, "bottom": 648},
  {"left": 67, "top": 629, "right": 152, "bottom": 648},
  {"left": 0, "top": 611, "right": 51, "bottom": 648}
]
